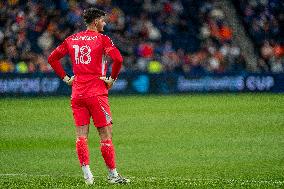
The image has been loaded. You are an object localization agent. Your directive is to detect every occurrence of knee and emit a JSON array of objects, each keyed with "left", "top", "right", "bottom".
[
  {"left": 97, "top": 126, "right": 112, "bottom": 140},
  {"left": 100, "top": 134, "right": 111, "bottom": 141},
  {"left": 76, "top": 125, "right": 89, "bottom": 138},
  {"left": 99, "top": 131, "right": 112, "bottom": 141}
]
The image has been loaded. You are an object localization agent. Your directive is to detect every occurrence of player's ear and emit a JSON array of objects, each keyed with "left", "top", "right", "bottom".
[
  {"left": 89, "top": 20, "right": 95, "bottom": 28},
  {"left": 93, "top": 19, "right": 99, "bottom": 27}
]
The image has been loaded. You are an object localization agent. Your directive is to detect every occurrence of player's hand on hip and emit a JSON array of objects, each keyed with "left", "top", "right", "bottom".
[
  {"left": 63, "top": 75, "right": 75, "bottom": 86},
  {"left": 100, "top": 76, "right": 115, "bottom": 89}
]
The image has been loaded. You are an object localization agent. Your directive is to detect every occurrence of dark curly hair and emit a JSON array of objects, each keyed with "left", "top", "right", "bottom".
[{"left": 83, "top": 7, "right": 106, "bottom": 25}]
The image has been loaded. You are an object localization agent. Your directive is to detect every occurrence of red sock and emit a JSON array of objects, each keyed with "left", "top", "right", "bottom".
[
  {"left": 76, "top": 137, "right": 90, "bottom": 166},
  {"left": 100, "top": 139, "right": 116, "bottom": 170}
]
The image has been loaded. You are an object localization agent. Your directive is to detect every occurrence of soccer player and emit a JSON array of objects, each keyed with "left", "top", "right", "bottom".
[{"left": 47, "top": 7, "right": 129, "bottom": 185}]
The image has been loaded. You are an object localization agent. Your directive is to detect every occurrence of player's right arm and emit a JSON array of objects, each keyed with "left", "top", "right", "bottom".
[
  {"left": 99, "top": 35, "right": 123, "bottom": 89},
  {"left": 48, "top": 40, "right": 74, "bottom": 85}
]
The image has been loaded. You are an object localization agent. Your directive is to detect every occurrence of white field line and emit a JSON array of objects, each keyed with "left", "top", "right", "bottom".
[{"left": 0, "top": 173, "right": 283, "bottom": 185}]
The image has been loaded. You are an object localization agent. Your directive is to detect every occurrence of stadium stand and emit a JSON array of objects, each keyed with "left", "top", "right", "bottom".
[
  {"left": 0, "top": 0, "right": 283, "bottom": 74},
  {"left": 234, "top": 0, "right": 284, "bottom": 73}
]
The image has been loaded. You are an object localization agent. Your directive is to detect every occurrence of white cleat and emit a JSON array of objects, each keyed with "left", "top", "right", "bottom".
[
  {"left": 108, "top": 174, "right": 130, "bottom": 184},
  {"left": 84, "top": 176, "right": 94, "bottom": 185},
  {"left": 82, "top": 165, "right": 94, "bottom": 185}
]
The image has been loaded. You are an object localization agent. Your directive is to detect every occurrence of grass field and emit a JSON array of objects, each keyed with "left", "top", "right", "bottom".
[{"left": 0, "top": 94, "right": 284, "bottom": 188}]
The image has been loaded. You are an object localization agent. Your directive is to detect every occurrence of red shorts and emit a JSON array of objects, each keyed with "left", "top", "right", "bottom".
[{"left": 71, "top": 95, "right": 112, "bottom": 127}]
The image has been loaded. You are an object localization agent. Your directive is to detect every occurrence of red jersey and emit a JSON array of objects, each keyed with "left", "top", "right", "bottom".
[{"left": 48, "top": 30, "right": 123, "bottom": 99}]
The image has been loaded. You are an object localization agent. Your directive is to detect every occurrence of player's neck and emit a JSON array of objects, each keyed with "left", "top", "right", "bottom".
[{"left": 87, "top": 26, "right": 98, "bottom": 32}]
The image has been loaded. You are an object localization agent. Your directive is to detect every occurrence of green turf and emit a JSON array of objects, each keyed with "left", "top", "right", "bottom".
[{"left": 0, "top": 94, "right": 283, "bottom": 188}]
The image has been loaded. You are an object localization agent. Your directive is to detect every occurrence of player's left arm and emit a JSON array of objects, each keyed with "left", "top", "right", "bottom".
[
  {"left": 100, "top": 35, "right": 123, "bottom": 89},
  {"left": 48, "top": 40, "right": 74, "bottom": 85}
]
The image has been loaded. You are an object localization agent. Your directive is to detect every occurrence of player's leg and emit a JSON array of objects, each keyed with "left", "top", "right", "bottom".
[
  {"left": 88, "top": 95, "right": 129, "bottom": 184},
  {"left": 76, "top": 125, "right": 94, "bottom": 184},
  {"left": 76, "top": 125, "right": 90, "bottom": 167},
  {"left": 97, "top": 126, "right": 129, "bottom": 184},
  {"left": 97, "top": 126, "right": 116, "bottom": 174},
  {"left": 71, "top": 98, "right": 94, "bottom": 185}
]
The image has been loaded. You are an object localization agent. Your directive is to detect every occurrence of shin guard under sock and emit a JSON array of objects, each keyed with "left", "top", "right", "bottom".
[
  {"left": 100, "top": 139, "right": 116, "bottom": 170},
  {"left": 76, "top": 137, "right": 90, "bottom": 166}
]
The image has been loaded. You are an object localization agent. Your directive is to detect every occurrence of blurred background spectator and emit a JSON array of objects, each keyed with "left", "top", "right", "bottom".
[
  {"left": 0, "top": 0, "right": 283, "bottom": 74},
  {"left": 234, "top": 0, "right": 284, "bottom": 73}
]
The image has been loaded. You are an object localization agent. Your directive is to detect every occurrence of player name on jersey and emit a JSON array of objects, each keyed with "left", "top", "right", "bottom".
[{"left": 71, "top": 36, "right": 98, "bottom": 41}]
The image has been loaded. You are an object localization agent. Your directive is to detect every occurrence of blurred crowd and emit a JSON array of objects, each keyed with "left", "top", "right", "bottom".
[
  {"left": 235, "top": 0, "right": 284, "bottom": 73},
  {"left": 114, "top": 0, "right": 246, "bottom": 75},
  {"left": 0, "top": 0, "right": 283, "bottom": 75}
]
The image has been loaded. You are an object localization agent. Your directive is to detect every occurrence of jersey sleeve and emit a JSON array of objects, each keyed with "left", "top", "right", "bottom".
[
  {"left": 109, "top": 48, "right": 123, "bottom": 80},
  {"left": 47, "top": 40, "right": 68, "bottom": 79},
  {"left": 54, "top": 40, "right": 68, "bottom": 56},
  {"left": 102, "top": 35, "right": 123, "bottom": 80},
  {"left": 103, "top": 35, "right": 116, "bottom": 55}
]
